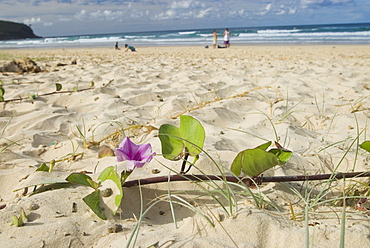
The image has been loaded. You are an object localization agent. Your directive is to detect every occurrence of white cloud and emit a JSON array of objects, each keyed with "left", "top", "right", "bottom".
[
  {"left": 276, "top": 4, "right": 296, "bottom": 15},
  {"left": 257, "top": 3, "right": 273, "bottom": 16},
  {"left": 23, "top": 17, "right": 41, "bottom": 24},
  {"left": 196, "top": 8, "right": 212, "bottom": 18},
  {"left": 165, "top": 9, "right": 177, "bottom": 18},
  {"left": 289, "top": 8, "right": 297, "bottom": 14},
  {"left": 229, "top": 8, "right": 249, "bottom": 18},
  {"left": 129, "top": 9, "right": 148, "bottom": 19},
  {"left": 75, "top": 9, "right": 125, "bottom": 21},
  {"left": 155, "top": 10, "right": 177, "bottom": 20},
  {"left": 23, "top": 16, "right": 53, "bottom": 28},
  {"left": 75, "top": 9, "right": 88, "bottom": 20},
  {"left": 170, "top": 1, "right": 192, "bottom": 9},
  {"left": 265, "top": 3, "right": 273, "bottom": 11}
]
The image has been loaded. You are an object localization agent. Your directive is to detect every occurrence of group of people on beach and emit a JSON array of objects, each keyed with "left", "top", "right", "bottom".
[
  {"left": 115, "top": 42, "right": 136, "bottom": 52},
  {"left": 213, "top": 28, "right": 231, "bottom": 49},
  {"left": 115, "top": 28, "right": 231, "bottom": 51}
]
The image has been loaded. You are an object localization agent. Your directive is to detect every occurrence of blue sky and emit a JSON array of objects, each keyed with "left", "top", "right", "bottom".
[{"left": 1, "top": 0, "right": 369, "bottom": 37}]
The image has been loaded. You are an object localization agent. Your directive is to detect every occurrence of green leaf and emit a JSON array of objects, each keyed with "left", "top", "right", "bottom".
[
  {"left": 158, "top": 124, "right": 183, "bottom": 160},
  {"left": 255, "top": 141, "right": 272, "bottom": 151},
  {"left": 11, "top": 215, "right": 23, "bottom": 227},
  {"left": 269, "top": 148, "right": 292, "bottom": 163},
  {"left": 55, "top": 83, "right": 62, "bottom": 91},
  {"left": 11, "top": 215, "right": 19, "bottom": 226},
  {"left": 98, "top": 166, "right": 118, "bottom": 183},
  {"left": 121, "top": 170, "right": 132, "bottom": 185},
  {"left": 179, "top": 115, "right": 205, "bottom": 156},
  {"left": 98, "top": 166, "right": 123, "bottom": 214},
  {"left": 192, "top": 154, "right": 200, "bottom": 165},
  {"left": 231, "top": 148, "right": 280, "bottom": 177},
  {"left": 73, "top": 86, "right": 78, "bottom": 92},
  {"left": 272, "top": 142, "right": 292, "bottom": 162},
  {"left": 0, "top": 96, "right": 4, "bottom": 102},
  {"left": 158, "top": 115, "right": 205, "bottom": 162},
  {"left": 83, "top": 190, "right": 107, "bottom": 220},
  {"left": 66, "top": 173, "right": 100, "bottom": 189},
  {"left": 28, "top": 93, "right": 36, "bottom": 100},
  {"left": 0, "top": 86, "right": 4, "bottom": 98},
  {"left": 20, "top": 208, "right": 28, "bottom": 222},
  {"left": 360, "top": 141, "right": 370, "bottom": 153},
  {"left": 11, "top": 209, "right": 27, "bottom": 227},
  {"left": 36, "top": 163, "right": 50, "bottom": 172}
]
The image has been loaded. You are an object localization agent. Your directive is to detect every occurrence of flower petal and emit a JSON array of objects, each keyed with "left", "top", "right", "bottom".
[
  {"left": 118, "top": 137, "right": 139, "bottom": 159},
  {"left": 137, "top": 143, "right": 154, "bottom": 159},
  {"left": 116, "top": 137, "right": 155, "bottom": 170},
  {"left": 126, "top": 160, "right": 136, "bottom": 171},
  {"left": 132, "top": 161, "right": 147, "bottom": 168},
  {"left": 115, "top": 148, "right": 130, "bottom": 162}
]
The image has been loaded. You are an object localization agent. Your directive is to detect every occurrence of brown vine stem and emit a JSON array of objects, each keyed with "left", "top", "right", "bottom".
[{"left": 122, "top": 171, "right": 370, "bottom": 188}]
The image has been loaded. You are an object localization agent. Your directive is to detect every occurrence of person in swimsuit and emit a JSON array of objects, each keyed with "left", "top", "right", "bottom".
[
  {"left": 213, "top": 30, "right": 218, "bottom": 49},
  {"left": 124, "top": 44, "right": 136, "bottom": 52}
]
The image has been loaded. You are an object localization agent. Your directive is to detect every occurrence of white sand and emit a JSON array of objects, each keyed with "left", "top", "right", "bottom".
[{"left": 0, "top": 45, "right": 370, "bottom": 247}]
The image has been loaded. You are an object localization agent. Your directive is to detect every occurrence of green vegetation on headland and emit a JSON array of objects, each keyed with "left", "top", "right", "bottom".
[{"left": 0, "top": 20, "right": 41, "bottom": 41}]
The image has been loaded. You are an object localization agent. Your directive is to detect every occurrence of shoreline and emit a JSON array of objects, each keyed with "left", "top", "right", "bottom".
[
  {"left": 1, "top": 43, "right": 370, "bottom": 51},
  {"left": 1, "top": 44, "right": 370, "bottom": 56}
]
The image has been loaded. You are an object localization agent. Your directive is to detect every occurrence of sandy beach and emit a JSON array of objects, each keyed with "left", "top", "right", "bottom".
[{"left": 0, "top": 45, "right": 370, "bottom": 247}]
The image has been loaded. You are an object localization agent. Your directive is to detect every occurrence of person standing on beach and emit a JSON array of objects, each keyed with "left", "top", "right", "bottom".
[
  {"left": 124, "top": 44, "right": 136, "bottom": 52},
  {"left": 115, "top": 42, "right": 120, "bottom": 50},
  {"left": 223, "top": 28, "right": 230, "bottom": 48},
  {"left": 213, "top": 30, "right": 218, "bottom": 49}
]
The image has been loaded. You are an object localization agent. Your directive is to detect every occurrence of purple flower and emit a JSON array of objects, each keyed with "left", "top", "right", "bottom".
[{"left": 115, "top": 137, "right": 155, "bottom": 171}]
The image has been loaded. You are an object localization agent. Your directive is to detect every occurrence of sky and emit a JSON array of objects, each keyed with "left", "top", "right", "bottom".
[{"left": 0, "top": 0, "right": 369, "bottom": 37}]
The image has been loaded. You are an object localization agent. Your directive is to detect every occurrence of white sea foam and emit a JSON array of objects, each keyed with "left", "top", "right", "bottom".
[
  {"left": 257, "top": 29, "right": 302, "bottom": 34},
  {"left": 178, "top": 31, "right": 196, "bottom": 35}
]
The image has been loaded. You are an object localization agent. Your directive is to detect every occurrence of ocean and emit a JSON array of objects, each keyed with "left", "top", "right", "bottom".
[{"left": 1, "top": 22, "right": 369, "bottom": 49}]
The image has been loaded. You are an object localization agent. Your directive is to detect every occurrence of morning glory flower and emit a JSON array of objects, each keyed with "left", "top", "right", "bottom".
[{"left": 115, "top": 137, "right": 155, "bottom": 171}]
